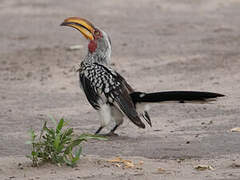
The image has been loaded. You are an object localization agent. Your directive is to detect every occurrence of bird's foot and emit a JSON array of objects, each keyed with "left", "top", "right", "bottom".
[
  {"left": 105, "top": 131, "right": 119, "bottom": 137},
  {"left": 96, "top": 132, "right": 119, "bottom": 137}
]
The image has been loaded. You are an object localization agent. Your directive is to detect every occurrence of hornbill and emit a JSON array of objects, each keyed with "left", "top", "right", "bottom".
[{"left": 61, "top": 17, "right": 224, "bottom": 135}]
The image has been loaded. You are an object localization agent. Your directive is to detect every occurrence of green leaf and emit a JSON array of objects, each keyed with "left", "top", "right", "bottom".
[
  {"left": 32, "top": 151, "right": 37, "bottom": 156},
  {"left": 73, "top": 146, "right": 82, "bottom": 163},
  {"left": 57, "top": 144, "right": 64, "bottom": 153},
  {"left": 54, "top": 134, "right": 61, "bottom": 150},
  {"left": 70, "top": 139, "right": 85, "bottom": 147},
  {"left": 78, "top": 133, "right": 108, "bottom": 141},
  {"left": 56, "top": 118, "right": 64, "bottom": 134},
  {"left": 61, "top": 137, "right": 72, "bottom": 145},
  {"left": 63, "top": 156, "right": 73, "bottom": 166},
  {"left": 64, "top": 128, "right": 73, "bottom": 137},
  {"left": 64, "top": 145, "right": 73, "bottom": 155},
  {"left": 43, "top": 125, "right": 55, "bottom": 138},
  {"left": 42, "top": 121, "right": 47, "bottom": 130},
  {"left": 28, "top": 129, "right": 36, "bottom": 141}
]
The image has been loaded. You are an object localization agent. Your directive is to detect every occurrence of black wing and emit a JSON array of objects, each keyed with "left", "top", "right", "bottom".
[
  {"left": 112, "top": 82, "right": 145, "bottom": 128},
  {"left": 116, "top": 72, "right": 135, "bottom": 93},
  {"left": 79, "top": 73, "right": 100, "bottom": 110}
]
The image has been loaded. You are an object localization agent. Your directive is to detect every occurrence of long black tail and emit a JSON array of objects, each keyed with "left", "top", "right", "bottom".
[{"left": 130, "top": 91, "right": 225, "bottom": 104}]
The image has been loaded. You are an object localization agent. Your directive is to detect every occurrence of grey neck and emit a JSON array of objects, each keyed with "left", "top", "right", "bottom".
[{"left": 83, "top": 29, "right": 112, "bottom": 65}]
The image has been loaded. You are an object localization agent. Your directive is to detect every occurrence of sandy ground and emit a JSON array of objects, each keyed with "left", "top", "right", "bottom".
[{"left": 1, "top": 0, "right": 240, "bottom": 179}]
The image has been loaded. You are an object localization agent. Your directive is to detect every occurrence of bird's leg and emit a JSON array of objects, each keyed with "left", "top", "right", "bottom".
[
  {"left": 106, "top": 106, "right": 123, "bottom": 136},
  {"left": 111, "top": 124, "right": 120, "bottom": 133},
  {"left": 106, "top": 124, "right": 120, "bottom": 136},
  {"left": 95, "top": 126, "right": 103, "bottom": 134},
  {"left": 95, "top": 104, "right": 111, "bottom": 135}
]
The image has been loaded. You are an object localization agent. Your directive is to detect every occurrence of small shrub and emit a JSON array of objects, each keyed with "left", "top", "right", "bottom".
[{"left": 26, "top": 117, "right": 106, "bottom": 167}]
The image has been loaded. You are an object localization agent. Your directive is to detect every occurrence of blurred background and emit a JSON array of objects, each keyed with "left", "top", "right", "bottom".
[{"left": 0, "top": 0, "right": 240, "bottom": 161}]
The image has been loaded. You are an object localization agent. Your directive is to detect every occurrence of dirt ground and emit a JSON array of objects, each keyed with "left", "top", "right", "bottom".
[{"left": 1, "top": 0, "right": 240, "bottom": 179}]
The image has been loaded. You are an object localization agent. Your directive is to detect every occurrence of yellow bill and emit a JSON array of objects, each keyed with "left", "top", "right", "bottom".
[{"left": 61, "top": 17, "right": 95, "bottom": 40}]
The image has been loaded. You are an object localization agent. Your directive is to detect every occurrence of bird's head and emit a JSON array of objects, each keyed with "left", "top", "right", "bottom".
[{"left": 61, "top": 17, "right": 111, "bottom": 63}]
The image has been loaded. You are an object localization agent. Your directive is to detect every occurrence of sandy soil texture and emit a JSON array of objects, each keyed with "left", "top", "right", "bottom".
[{"left": 1, "top": 0, "right": 240, "bottom": 179}]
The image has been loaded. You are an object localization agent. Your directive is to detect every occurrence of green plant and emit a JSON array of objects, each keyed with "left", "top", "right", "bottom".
[{"left": 26, "top": 117, "right": 106, "bottom": 167}]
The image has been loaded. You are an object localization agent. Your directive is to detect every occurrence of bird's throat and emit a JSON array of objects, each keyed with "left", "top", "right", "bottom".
[{"left": 88, "top": 40, "right": 97, "bottom": 53}]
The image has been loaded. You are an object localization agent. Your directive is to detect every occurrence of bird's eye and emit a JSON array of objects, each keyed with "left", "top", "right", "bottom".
[{"left": 94, "top": 30, "right": 100, "bottom": 36}]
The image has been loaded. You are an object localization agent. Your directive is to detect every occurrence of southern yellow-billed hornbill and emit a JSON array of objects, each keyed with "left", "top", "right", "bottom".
[{"left": 61, "top": 17, "right": 224, "bottom": 135}]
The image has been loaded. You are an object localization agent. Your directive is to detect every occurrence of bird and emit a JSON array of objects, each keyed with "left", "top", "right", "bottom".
[{"left": 61, "top": 17, "right": 224, "bottom": 136}]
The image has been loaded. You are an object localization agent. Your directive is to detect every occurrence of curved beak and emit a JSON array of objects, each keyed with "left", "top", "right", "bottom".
[{"left": 60, "top": 17, "right": 95, "bottom": 40}]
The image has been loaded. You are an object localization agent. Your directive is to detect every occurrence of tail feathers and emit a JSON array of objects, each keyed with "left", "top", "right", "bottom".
[
  {"left": 130, "top": 91, "right": 225, "bottom": 104},
  {"left": 142, "top": 111, "right": 152, "bottom": 127}
]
